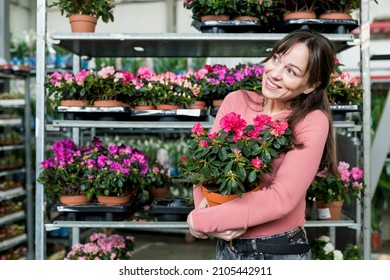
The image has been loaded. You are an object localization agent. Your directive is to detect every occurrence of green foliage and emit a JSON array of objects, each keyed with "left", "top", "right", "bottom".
[
  {"left": 49, "top": 0, "right": 115, "bottom": 23},
  {"left": 307, "top": 161, "right": 366, "bottom": 204},
  {"left": 183, "top": 0, "right": 237, "bottom": 19},
  {"left": 181, "top": 113, "right": 292, "bottom": 197}
]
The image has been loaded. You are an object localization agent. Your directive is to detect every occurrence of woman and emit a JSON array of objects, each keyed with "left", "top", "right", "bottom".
[{"left": 186, "top": 29, "right": 339, "bottom": 260}]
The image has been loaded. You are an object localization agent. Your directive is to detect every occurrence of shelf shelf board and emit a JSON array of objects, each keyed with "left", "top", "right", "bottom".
[
  {"left": 0, "top": 234, "right": 27, "bottom": 251},
  {"left": 0, "top": 211, "right": 26, "bottom": 226},
  {"left": 46, "top": 221, "right": 189, "bottom": 230},
  {"left": 51, "top": 120, "right": 213, "bottom": 129},
  {"left": 51, "top": 33, "right": 356, "bottom": 58},
  {"left": 0, "top": 188, "right": 26, "bottom": 202},
  {"left": 305, "top": 220, "right": 359, "bottom": 229}
]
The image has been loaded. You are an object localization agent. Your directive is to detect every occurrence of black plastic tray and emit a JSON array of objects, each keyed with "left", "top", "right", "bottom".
[
  {"left": 55, "top": 106, "right": 207, "bottom": 121},
  {"left": 330, "top": 104, "right": 361, "bottom": 112},
  {"left": 193, "top": 19, "right": 263, "bottom": 33},
  {"left": 149, "top": 198, "right": 194, "bottom": 221},
  {"left": 55, "top": 204, "right": 134, "bottom": 221},
  {"left": 280, "top": 18, "right": 359, "bottom": 34}
]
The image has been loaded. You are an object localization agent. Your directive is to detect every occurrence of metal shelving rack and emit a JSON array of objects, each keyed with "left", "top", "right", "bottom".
[
  {"left": 35, "top": 0, "right": 371, "bottom": 259},
  {"left": 0, "top": 73, "right": 33, "bottom": 259}
]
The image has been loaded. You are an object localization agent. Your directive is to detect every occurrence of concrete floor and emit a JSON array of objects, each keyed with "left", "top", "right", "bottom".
[
  {"left": 130, "top": 230, "right": 216, "bottom": 260},
  {"left": 48, "top": 229, "right": 390, "bottom": 260}
]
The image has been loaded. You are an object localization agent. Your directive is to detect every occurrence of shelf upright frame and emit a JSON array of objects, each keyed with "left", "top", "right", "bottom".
[
  {"left": 35, "top": 0, "right": 47, "bottom": 260},
  {"left": 360, "top": 0, "right": 372, "bottom": 260}
]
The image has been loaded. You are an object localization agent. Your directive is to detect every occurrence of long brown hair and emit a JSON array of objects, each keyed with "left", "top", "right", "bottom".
[{"left": 258, "top": 29, "right": 338, "bottom": 175}]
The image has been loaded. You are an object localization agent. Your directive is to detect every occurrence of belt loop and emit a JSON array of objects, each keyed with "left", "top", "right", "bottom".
[
  {"left": 229, "top": 240, "right": 238, "bottom": 252},
  {"left": 251, "top": 239, "right": 257, "bottom": 251}
]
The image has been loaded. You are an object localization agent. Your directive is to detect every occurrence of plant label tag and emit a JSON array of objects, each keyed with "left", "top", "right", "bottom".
[{"left": 317, "top": 208, "right": 331, "bottom": 219}]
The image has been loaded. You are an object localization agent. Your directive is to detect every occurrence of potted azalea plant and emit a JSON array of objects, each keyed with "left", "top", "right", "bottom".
[
  {"left": 181, "top": 112, "right": 292, "bottom": 206},
  {"left": 92, "top": 66, "right": 135, "bottom": 107},
  {"left": 37, "top": 138, "right": 91, "bottom": 205},
  {"left": 327, "top": 59, "right": 363, "bottom": 105},
  {"left": 48, "top": 0, "right": 115, "bottom": 32},
  {"left": 151, "top": 72, "right": 195, "bottom": 109},
  {"left": 46, "top": 69, "right": 95, "bottom": 106},
  {"left": 183, "top": 0, "right": 236, "bottom": 21},
  {"left": 65, "top": 232, "right": 135, "bottom": 260},
  {"left": 81, "top": 137, "right": 150, "bottom": 205},
  {"left": 307, "top": 161, "right": 366, "bottom": 220},
  {"left": 145, "top": 162, "right": 172, "bottom": 201}
]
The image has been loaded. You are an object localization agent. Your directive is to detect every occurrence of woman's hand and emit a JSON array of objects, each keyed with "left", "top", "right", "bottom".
[
  {"left": 206, "top": 228, "right": 247, "bottom": 241},
  {"left": 187, "top": 211, "right": 209, "bottom": 239},
  {"left": 187, "top": 198, "right": 246, "bottom": 240}
]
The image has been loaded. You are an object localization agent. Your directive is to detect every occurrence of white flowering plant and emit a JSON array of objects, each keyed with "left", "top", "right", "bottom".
[
  {"left": 310, "top": 235, "right": 343, "bottom": 260},
  {"left": 310, "top": 235, "right": 362, "bottom": 260}
]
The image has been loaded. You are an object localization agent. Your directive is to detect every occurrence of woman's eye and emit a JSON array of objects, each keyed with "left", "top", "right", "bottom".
[
  {"left": 287, "top": 68, "right": 297, "bottom": 76},
  {"left": 272, "top": 55, "right": 280, "bottom": 64}
]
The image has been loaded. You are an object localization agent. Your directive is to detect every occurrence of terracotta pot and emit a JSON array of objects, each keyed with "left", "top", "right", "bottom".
[
  {"left": 212, "top": 99, "right": 224, "bottom": 108},
  {"left": 201, "top": 185, "right": 261, "bottom": 207},
  {"left": 93, "top": 100, "right": 124, "bottom": 107},
  {"left": 149, "top": 186, "right": 170, "bottom": 200},
  {"left": 283, "top": 11, "right": 316, "bottom": 21},
  {"left": 371, "top": 231, "right": 382, "bottom": 251},
  {"left": 319, "top": 12, "right": 352, "bottom": 20},
  {"left": 233, "top": 16, "right": 259, "bottom": 21},
  {"left": 201, "top": 15, "right": 230, "bottom": 22},
  {"left": 134, "top": 105, "right": 156, "bottom": 110},
  {"left": 189, "top": 101, "right": 206, "bottom": 110},
  {"left": 156, "top": 104, "right": 181, "bottom": 110},
  {"left": 60, "top": 100, "right": 89, "bottom": 107},
  {"left": 97, "top": 195, "right": 131, "bottom": 206},
  {"left": 69, "top": 15, "right": 97, "bottom": 32},
  {"left": 60, "top": 195, "right": 90, "bottom": 206},
  {"left": 316, "top": 200, "right": 344, "bottom": 220}
]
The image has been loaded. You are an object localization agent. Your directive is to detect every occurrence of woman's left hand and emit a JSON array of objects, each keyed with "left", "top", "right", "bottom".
[
  {"left": 206, "top": 228, "right": 247, "bottom": 241},
  {"left": 187, "top": 198, "right": 246, "bottom": 241}
]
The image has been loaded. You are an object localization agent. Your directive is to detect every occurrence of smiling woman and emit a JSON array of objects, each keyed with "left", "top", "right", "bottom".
[{"left": 186, "top": 29, "right": 338, "bottom": 260}]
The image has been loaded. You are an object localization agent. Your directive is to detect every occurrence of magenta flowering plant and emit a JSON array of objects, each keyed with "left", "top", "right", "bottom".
[
  {"left": 37, "top": 138, "right": 88, "bottom": 200},
  {"left": 181, "top": 112, "right": 292, "bottom": 197},
  {"left": 308, "top": 161, "right": 366, "bottom": 204},
  {"left": 64, "top": 232, "right": 135, "bottom": 260},
  {"left": 229, "top": 63, "right": 264, "bottom": 93},
  {"left": 37, "top": 137, "right": 150, "bottom": 200},
  {"left": 81, "top": 137, "right": 150, "bottom": 198}
]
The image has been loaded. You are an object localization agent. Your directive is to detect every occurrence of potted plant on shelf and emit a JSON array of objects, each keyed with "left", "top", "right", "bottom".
[
  {"left": 317, "top": 0, "right": 371, "bottom": 19},
  {"left": 152, "top": 72, "right": 195, "bottom": 110},
  {"left": 181, "top": 112, "right": 292, "bottom": 206},
  {"left": 36, "top": 138, "right": 91, "bottom": 206},
  {"left": 92, "top": 66, "right": 135, "bottom": 107},
  {"left": 64, "top": 232, "right": 135, "bottom": 260},
  {"left": 307, "top": 161, "right": 366, "bottom": 220},
  {"left": 279, "top": 0, "right": 318, "bottom": 20},
  {"left": 48, "top": 0, "right": 115, "bottom": 32},
  {"left": 233, "top": 0, "right": 276, "bottom": 22},
  {"left": 145, "top": 162, "right": 172, "bottom": 201},
  {"left": 81, "top": 137, "right": 150, "bottom": 205},
  {"left": 183, "top": 0, "right": 236, "bottom": 21},
  {"left": 46, "top": 69, "right": 94, "bottom": 107},
  {"left": 326, "top": 59, "right": 363, "bottom": 120}
]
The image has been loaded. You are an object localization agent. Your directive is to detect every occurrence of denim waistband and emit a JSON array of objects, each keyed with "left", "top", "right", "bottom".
[{"left": 226, "top": 227, "right": 310, "bottom": 254}]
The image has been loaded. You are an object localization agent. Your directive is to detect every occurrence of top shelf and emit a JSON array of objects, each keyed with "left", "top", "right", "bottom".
[{"left": 51, "top": 33, "right": 356, "bottom": 58}]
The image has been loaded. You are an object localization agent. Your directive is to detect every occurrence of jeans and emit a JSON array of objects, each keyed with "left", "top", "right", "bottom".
[{"left": 215, "top": 227, "right": 311, "bottom": 260}]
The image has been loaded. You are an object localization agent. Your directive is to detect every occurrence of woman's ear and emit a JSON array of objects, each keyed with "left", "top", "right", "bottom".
[{"left": 303, "top": 82, "right": 321, "bottom": 95}]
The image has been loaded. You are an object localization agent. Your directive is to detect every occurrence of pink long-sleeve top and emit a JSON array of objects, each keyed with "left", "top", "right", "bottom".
[{"left": 191, "top": 90, "right": 329, "bottom": 238}]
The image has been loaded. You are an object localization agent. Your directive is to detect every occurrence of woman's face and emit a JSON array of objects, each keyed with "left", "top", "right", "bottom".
[{"left": 262, "top": 42, "right": 317, "bottom": 104}]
